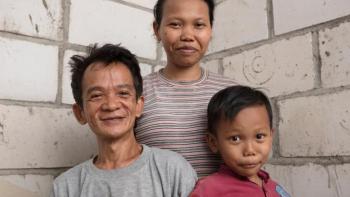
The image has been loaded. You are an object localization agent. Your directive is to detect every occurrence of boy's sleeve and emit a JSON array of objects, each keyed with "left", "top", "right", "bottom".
[{"left": 189, "top": 179, "right": 205, "bottom": 197}]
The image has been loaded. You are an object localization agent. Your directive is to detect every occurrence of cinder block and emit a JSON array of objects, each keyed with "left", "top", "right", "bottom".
[
  {"left": 62, "top": 50, "right": 86, "bottom": 105},
  {"left": 201, "top": 59, "right": 220, "bottom": 74},
  {"left": 209, "top": 0, "right": 268, "bottom": 52},
  {"left": 0, "top": 104, "right": 97, "bottom": 168},
  {"left": 154, "top": 65, "right": 164, "bottom": 72},
  {"left": 69, "top": 0, "right": 156, "bottom": 59},
  {"left": 278, "top": 90, "right": 350, "bottom": 157},
  {"left": 273, "top": 0, "right": 350, "bottom": 34},
  {"left": 0, "top": 37, "right": 58, "bottom": 102},
  {"left": 140, "top": 63, "right": 153, "bottom": 77},
  {"left": 319, "top": 22, "right": 350, "bottom": 88},
  {"left": 263, "top": 163, "right": 338, "bottom": 197},
  {"left": 329, "top": 164, "right": 350, "bottom": 196},
  {"left": 223, "top": 34, "right": 315, "bottom": 97},
  {"left": 0, "top": 175, "right": 53, "bottom": 197},
  {"left": 127, "top": 0, "right": 157, "bottom": 9},
  {"left": 0, "top": 0, "right": 63, "bottom": 40}
]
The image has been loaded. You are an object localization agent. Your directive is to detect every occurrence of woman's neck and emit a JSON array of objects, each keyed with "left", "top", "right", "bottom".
[{"left": 162, "top": 64, "right": 202, "bottom": 82}]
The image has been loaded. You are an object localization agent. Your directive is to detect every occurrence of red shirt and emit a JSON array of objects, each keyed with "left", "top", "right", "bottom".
[{"left": 190, "top": 164, "right": 291, "bottom": 197}]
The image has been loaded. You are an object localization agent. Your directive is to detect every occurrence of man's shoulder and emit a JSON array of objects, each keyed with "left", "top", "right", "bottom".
[
  {"left": 147, "top": 146, "right": 186, "bottom": 162},
  {"left": 53, "top": 160, "right": 90, "bottom": 184},
  {"left": 145, "top": 145, "right": 194, "bottom": 171}
]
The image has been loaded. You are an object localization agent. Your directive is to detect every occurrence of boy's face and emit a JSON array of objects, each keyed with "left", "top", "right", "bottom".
[
  {"left": 73, "top": 62, "right": 143, "bottom": 141},
  {"left": 208, "top": 105, "right": 273, "bottom": 183}
]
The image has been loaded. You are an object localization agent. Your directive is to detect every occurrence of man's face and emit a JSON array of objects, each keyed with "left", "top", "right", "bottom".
[{"left": 73, "top": 62, "right": 143, "bottom": 141}]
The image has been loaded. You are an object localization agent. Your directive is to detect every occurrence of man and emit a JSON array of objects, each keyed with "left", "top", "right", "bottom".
[{"left": 50, "top": 44, "right": 197, "bottom": 197}]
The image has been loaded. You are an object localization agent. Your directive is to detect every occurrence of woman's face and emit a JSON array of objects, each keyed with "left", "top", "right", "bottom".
[{"left": 154, "top": 0, "right": 212, "bottom": 69}]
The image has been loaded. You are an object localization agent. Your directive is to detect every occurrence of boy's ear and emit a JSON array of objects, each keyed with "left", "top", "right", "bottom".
[
  {"left": 207, "top": 132, "right": 219, "bottom": 153},
  {"left": 72, "top": 103, "right": 87, "bottom": 125},
  {"left": 153, "top": 21, "right": 161, "bottom": 42}
]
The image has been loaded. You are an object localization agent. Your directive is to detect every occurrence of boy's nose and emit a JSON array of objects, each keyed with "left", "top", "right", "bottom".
[{"left": 243, "top": 141, "right": 256, "bottom": 156}]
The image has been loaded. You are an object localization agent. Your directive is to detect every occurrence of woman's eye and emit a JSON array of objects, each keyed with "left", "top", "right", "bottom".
[
  {"left": 195, "top": 23, "right": 206, "bottom": 28},
  {"left": 169, "top": 22, "right": 181, "bottom": 28}
]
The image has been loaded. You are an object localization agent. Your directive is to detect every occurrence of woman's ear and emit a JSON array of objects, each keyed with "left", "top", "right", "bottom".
[
  {"left": 207, "top": 132, "right": 219, "bottom": 153},
  {"left": 153, "top": 21, "right": 161, "bottom": 42},
  {"left": 72, "top": 103, "right": 87, "bottom": 125}
]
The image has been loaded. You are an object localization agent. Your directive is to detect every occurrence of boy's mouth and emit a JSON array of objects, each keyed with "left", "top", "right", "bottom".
[{"left": 240, "top": 163, "right": 259, "bottom": 169}]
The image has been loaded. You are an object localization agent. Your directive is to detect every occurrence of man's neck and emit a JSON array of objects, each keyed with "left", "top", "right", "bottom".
[{"left": 94, "top": 137, "right": 142, "bottom": 170}]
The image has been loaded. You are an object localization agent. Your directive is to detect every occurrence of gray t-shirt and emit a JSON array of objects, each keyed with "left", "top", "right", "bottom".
[{"left": 50, "top": 145, "right": 197, "bottom": 197}]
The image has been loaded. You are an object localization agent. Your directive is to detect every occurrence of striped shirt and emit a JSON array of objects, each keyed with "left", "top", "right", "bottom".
[{"left": 135, "top": 68, "right": 237, "bottom": 177}]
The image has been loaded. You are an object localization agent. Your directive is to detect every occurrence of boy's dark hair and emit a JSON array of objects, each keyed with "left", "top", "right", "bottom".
[
  {"left": 70, "top": 44, "right": 142, "bottom": 107},
  {"left": 207, "top": 85, "right": 273, "bottom": 135},
  {"left": 153, "top": 0, "right": 215, "bottom": 28}
]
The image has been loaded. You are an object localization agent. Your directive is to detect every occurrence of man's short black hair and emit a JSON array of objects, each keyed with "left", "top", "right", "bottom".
[
  {"left": 70, "top": 44, "right": 142, "bottom": 107},
  {"left": 207, "top": 85, "right": 273, "bottom": 135},
  {"left": 153, "top": 0, "right": 215, "bottom": 28}
]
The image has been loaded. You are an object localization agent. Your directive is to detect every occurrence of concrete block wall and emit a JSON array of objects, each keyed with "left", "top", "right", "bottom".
[{"left": 0, "top": 0, "right": 349, "bottom": 196}]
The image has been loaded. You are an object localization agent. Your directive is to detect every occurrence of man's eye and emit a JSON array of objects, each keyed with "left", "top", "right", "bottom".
[
  {"left": 119, "top": 91, "right": 130, "bottom": 97},
  {"left": 89, "top": 94, "right": 102, "bottom": 100}
]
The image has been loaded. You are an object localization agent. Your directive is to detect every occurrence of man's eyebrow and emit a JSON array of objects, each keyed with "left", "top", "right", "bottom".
[{"left": 114, "top": 84, "right": 133, "bottom": 89}]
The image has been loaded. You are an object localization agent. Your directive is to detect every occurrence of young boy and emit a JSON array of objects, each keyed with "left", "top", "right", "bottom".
[
  {"left": 50, "top": 44, "right": 197, "bottom": 197},
  {"left": 191, "top": 85, "right": 291, "bottom": 197}
]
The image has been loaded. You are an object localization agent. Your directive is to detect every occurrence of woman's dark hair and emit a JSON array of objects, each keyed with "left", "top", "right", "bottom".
[
  {"left": 70, "top": 44, "right": 142, "bottom": 107},
  {"left": 153, "top": 0, "right": 215, "bottom": 28},
  {"left": 207, "top": 85, "right": 273, "bottom": 135}
]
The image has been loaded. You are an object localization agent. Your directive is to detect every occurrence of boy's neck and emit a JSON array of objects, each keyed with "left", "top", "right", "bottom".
[{"left": 248, "top": 175, "right": 263, "bottom": 187}]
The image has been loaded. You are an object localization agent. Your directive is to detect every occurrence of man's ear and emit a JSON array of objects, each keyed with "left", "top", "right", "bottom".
[
  {"left": 153, "top": 21, "right": 161, "bottom": 42},
  {"left": 135, "top": 96, "right": 144, "bottom": 118},
  {"left": 72, "top": 103, "right": 87, "bottom": 125},
  {"left": 207, "top": 132, "right": 219, "bottom": 154}
]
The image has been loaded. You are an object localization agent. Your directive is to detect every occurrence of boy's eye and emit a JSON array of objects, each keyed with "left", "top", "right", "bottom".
[
  {"left": 256, "top": 133, "right": 266, "bottom": 140},
  {"left": 230, "top": 136, "right": 240, "bottom": 142}
]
